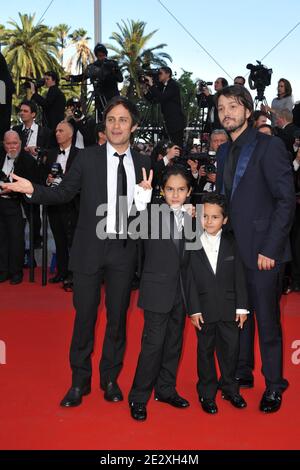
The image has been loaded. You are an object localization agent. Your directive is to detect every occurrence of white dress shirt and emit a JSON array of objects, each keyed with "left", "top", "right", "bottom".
[
  {"left": 191, "top": 229, "right": 249, "bottom": 316},
  {"left": 22, "top": 121, "right": 38, "bottom": 147},
  {"left": 57, "top": 146, "right": 71, "bottom": 174},
  {"left": 106, "top": 141, "right": 152, "bottom": 234}
]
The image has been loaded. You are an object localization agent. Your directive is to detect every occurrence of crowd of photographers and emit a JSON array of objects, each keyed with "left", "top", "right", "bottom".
[{"left": 1, "top": 46, "right": 300, "bottom": 294}]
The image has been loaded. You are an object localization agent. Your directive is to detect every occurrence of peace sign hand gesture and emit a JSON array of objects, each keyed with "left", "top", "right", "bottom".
[{"left": 139, "top": 167, "right": 153, "bottom": 191}]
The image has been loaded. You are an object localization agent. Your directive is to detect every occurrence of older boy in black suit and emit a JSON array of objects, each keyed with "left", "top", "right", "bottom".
[
  {"left": 128, "top": 166, "right": 199, "bottom": 421},
  {"left": 186, "top": 193, "right": 248, "bottom": 414}
]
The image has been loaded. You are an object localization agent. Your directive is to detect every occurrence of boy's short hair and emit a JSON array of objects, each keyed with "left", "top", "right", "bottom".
[
  {"left": 161, "top": 164, "right": 192, "bottom": 190},
  {"left": 202, "top": 193, "right": 228, "bottom": 217}
]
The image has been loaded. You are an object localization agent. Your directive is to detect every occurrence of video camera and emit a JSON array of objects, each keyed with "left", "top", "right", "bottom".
[
  {"left": 20, "top": 77, "right": 45, "bottom": 90},
  {"left": 85, "top": 59, "right": 119, "bottom": 82},
  {"left": 246, "top": 61, "right": 272, "bottom": 100},
  {"left": 138, "top": 64, "right": 160, "bottom": 85}
]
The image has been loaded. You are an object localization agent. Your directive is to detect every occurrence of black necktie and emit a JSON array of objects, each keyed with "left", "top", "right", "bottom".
[
  {"left": 114, "top": 152, "right": 127, "bottom": 234},
  {"left": 22, "top": 128, "right": 31, "bottom": 146},
  {"left": 58, "top": 149, "right": 65, "bottom": 155}
]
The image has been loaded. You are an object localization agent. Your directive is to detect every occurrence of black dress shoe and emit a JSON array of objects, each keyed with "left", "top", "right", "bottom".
[
  {"left": 60, "top": 385, "right": 91, "bottom": 407},
  {"left": 235, "top": 377, "right": 254, "bottom": 388},
  {"left": 222, "top": 393, "right": 247, "bottom": 409},
  {"left": 10, "top": 274, "right": 23, "bottom": 285},
  {"left": 154, "top": 393, "right": 190, "bottom": 408},
  {"left": 0, "top": 272, "right": 9, "bottom": 283},
  {"left": 130, "top": 402, "right": 147, "bottom": 421},
  {"left": 291, "top": 282, "right": 300, "bottom": 292},
  {"left": 63, "top": 279, "right": 73, "bottom": 292},
  {"left": 49, "top": 274, "right": 66, "bottom": 284},
  {"left": 260, "top": 390, "right": 282, "bottom": 413},
  {"left": 103, "top": 382, "right": 123, "bottom": 402},
  {"left": 200, "top": 398, "right": 218, "bottom": 414}
]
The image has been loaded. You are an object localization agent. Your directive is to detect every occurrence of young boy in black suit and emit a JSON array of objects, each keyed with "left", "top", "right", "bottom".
[
  {"left": 128, "top": 165, "right": 199, "bottom": 421},
  {"left": 187, "top": 193, "right": 248, "bottom": 414}
]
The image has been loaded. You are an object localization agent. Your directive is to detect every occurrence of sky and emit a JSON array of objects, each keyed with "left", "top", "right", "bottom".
[{"left": 1, "top": 0, "right": 300, "bottom": 105}]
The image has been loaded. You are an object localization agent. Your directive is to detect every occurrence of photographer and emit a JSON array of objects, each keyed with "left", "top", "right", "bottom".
[
  {"left": 13, "top": 100, "right": 51, "bottom": 157},
  {"left": 42, "top": 121, "right": 79, "bottom": 290},
  {"left": 30, "top": 71, "right": 66, "bottom": 131},
  {"left": 196, "top": 129, "right": 228, "bottom": 193},
  {"left": 65, "top": 98, "right": 96, "bottom": 148},
  {"left": 0, "top": 52, "right": 15, "bottom": 142},
  {"left": 274, "top": 108, "right": 300, "bottom": 155},
  {"left": 203, "top": 77, "right": 228, "bottom": 133},
  {"left": 67, "top": 44, "right": 123, "bottom": 110},
  {"left": 144, "top": 67, "right": 186, "bottom": 147}
]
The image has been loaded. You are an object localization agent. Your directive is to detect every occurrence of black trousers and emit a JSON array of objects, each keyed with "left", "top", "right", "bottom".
[
  {"left": 291, "top": 204, "right": 300, "bottom": 284},
  {"left": 196, "top": 321, "right": 239, "bottom": 400},
  {"left": 236, "top": 265, "right": 288, "bottom": 393},
  {"left": 128, "top": 292, "right": 186, "bottom": 404},
  {"left": 48, "top": 204, "right": 78, "bottom": 278},
  {"left": 70, "top": 239, "right": 137, "bottom": 389},
  {"left": 0, "top": 198, "right": 25, "bottom": 276},
  {"left": 22, "top": 200, "right": 42, "bottom": 246},
  {"left": 167, "top": 129, "right": 184, "bottom": 149}
]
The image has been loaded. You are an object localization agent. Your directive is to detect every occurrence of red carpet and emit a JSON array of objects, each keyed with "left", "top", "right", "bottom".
[{"left": 0, "top": 269, "right": 299, "bottom": 450}]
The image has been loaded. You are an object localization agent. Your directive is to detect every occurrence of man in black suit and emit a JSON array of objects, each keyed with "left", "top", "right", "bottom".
[
  {"left": 42, "top": 121, "right": 79, "bottom": 288},
  {"left": 65, "top": 98, "right": 96, "bottom": 148},
  {"left": 13, "top": 100, "right": 51, "bottom": 155},
  {"left": 68, "top": 44, "right": 123, "bottom": 117},
  {"left": 216, "top": 85, "right": 295, "bottom": 413},
  {"left": 275, "top": 108, "right": 300, "bottom": 155},
  {"left": 13, "top": 99, "right": 52, "bottom": 247},
  {"left": 144, "top": 67, "right": 186, "bottom": 147},
  {"left": 0, "top": 131, "right": 37, "bottom": 284},
  {"left": 31, "top": 71, "right": 66, "bottom": 131},
  {"left": 2, "top": 97, "right": 152, "bottom": 408},
  {"left": 203, "top": 77, "right": 228, "bottom": 133},
  {"left": 0, "top": 52, "right": 15, "bottom": 142}
]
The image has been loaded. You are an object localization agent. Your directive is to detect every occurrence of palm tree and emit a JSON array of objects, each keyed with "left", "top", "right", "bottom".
[
  {"left": 2, "top": 13, "right": 61, "bottom": 95},
  {"left": 53, "top": 23, "right": 71, "bottom": 67},
  {"left": 106, "top": 19, "right": 172, "bottom": 100},
  {"left": 68, "top": 28, "right": 94, "bottom": 74}
]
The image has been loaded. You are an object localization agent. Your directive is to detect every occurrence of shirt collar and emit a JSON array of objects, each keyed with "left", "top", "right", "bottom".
[
  {"left": 202, "top": 229, "right": 222, "bottom": 243},
  {"left": 59, "top": 145, "right": 71, "bottom": 155},
  {"left": 22, "top": 121, "right": 38, "bottom": 131},
  {"left": 106, "top": 141, "right": 131, "bottom": 160},
  {"left": 231, "top": 125, "right": 252, "bottom": 148}
]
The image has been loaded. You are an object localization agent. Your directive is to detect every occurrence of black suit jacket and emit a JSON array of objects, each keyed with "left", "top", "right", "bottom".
[
  {"left": 185, "top": 231, "right": 248, "bottom": 322},
  {"left": 27, "top": 143, "right": 151, "bottom": 274},
  {"left": 276, "top": 122, "right": 300, "bottom": 155},
  {"left": 32, "top": 85, "right": 66, "bottom": 130},
  {"left": 138, "top": 208, "right": 198, "bottom": 314},
  {"left": 0, "top": 150, "right": 38, "bottom": 200},
  {"left": 12, "top": 124, "right": 52, "bottom": 150},
  {"left": 146, "top": 79, "right": 186, "bottom": 134},
  {"left": 216, "top": 127, "right": 295, "bottom": 269}
]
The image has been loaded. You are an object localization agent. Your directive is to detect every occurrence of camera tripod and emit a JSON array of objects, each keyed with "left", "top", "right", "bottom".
[
  {"left": 84, "top": 87, "right": 107, "bottom": 123},
  {"left": 134, "top": 102, "right": 165, "bottom": 144}
]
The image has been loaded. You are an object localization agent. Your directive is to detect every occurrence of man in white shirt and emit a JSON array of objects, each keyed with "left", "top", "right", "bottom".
[
  {"left": 13, "top": 100, "right": 51, "bottom": 158},
  {"left": 1, "top": 97, "right": 153, "bottom": 408}
]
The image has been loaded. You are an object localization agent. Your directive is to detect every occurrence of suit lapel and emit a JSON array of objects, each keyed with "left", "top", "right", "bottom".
[
  {"left": 217, "top": 142, "right": 230, "bottom": 195},
  {"left": 66, "top": 146, "right": 77, "bottom": 172},
  {"left": 215, "top": 233, "right": 229, "bottom": 275},
  {"left": 131, "top": 148, "right": 143, "bottom": 184},
  {"left": 231, "top": 131, "right": 258, "bottom": 200}
]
